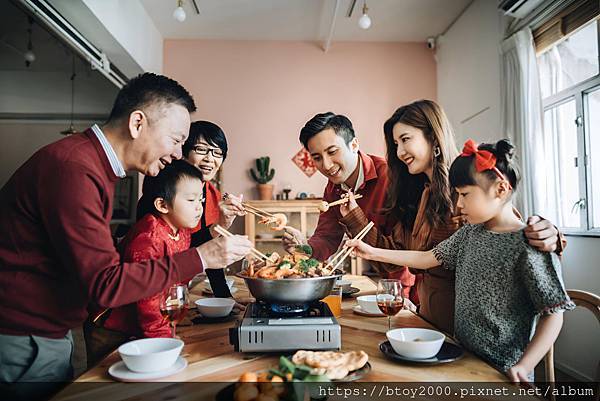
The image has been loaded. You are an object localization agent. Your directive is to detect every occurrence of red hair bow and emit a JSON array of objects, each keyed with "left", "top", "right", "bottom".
[
  {"left": 461, "top": 139, "right": 497, "bottom": 172},
  {"left": 460, "top": 139, "right": 511, "bottom": 189}
]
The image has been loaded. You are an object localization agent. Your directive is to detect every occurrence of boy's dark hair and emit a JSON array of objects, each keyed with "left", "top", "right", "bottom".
[
  {"left": 108, "top": 73, "right": 196, "bottom": 124},
  {"left": 449, "top": 139, "right": 520, "bottom": 191},
  {"left": 299, "top": 112, "right": 355, "bottom": 149},
  {"left": 182, "top": 121, "right": 228, "bottom": 160},
  {"left": 136, "top": 159, "right": 203, "bottom": 220}
]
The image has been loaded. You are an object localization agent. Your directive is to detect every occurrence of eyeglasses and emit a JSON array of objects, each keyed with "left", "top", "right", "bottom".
[{"left": 192, "top": 146, "right": 224, "bottom": 158}]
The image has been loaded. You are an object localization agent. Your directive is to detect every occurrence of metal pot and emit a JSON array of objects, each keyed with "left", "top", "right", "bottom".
[{"left": 236, "top": 273, "right": 342, "bottom": 304}]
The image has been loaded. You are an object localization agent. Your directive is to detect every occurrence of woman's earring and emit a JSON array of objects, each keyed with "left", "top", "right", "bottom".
[{"left": 433, "top": 146, "right": 441, "bottom": 158}]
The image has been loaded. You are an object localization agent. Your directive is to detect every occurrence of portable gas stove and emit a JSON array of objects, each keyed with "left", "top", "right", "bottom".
[{"left": 229, "top": 301, "right": 341, "bottom": 352}]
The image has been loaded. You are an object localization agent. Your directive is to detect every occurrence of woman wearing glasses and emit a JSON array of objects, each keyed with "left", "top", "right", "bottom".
[{"left": 182, "top": 121, "right": 246, "bottom": 298}]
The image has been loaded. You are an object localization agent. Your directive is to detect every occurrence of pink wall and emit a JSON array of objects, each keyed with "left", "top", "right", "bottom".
[{"left": 164, "top": 40, "right": 436, "bottom": 200}]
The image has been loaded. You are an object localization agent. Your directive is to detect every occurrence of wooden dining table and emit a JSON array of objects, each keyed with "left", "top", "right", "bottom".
[{"left": 53, "top": 275, "right": 543, "bottom": 401}]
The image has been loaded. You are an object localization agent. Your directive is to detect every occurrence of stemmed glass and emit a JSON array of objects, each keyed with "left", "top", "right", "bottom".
[
  {"left": 159, "top": 284, "right": 189, "bottom": 338},
  {"left": 376, "top": 279, "right": 404, "bottom": 331}
]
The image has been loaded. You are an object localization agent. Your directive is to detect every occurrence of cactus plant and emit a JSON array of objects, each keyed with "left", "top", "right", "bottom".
[{"left": 250, "top": 156, "right": 275, "bottom": 184}]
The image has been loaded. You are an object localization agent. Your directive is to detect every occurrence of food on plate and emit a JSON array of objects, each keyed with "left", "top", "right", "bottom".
[
  {"left": 241, "top": 250, "right": 331, "bottom": 279},
  {"left": 258, "top": 213, "right": 288, "bottom": 231},
  {"left": 234, "top": 356, "right": 324, "bottom": 401},
  {"left": 233, "top": 351, "right": 369, "bottom": 401},
  {"left": 291, "top": 350, "right": 369, "bottom": 380}
]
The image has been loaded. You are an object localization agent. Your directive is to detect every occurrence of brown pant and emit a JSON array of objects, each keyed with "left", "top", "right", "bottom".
[{"left": 83, "top": 319, "right": 135, "bottom": 368}]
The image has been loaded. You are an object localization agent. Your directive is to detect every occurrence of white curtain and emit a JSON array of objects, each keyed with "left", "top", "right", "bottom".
[{"left": 500, "top": 28, "right": 556, "bottom": 221}]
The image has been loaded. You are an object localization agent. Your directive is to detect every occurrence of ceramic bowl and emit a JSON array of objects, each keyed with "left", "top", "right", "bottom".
[
  {"left": 118, "top": 338, "right": 184, "bottom": 373},
  {"left": 194, "top": 297, "right": 235, "bottom": 318},
  {"left": 386, "top": 328, "right": 445, "bottom": 359},
  {"left": 356, "top": 295, "right": 382, "bottom": 314}
]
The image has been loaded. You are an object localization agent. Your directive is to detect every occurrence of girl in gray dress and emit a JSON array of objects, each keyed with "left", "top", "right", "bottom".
[{"left": 348, "top": 138, "right": 574, "bottom": 383}]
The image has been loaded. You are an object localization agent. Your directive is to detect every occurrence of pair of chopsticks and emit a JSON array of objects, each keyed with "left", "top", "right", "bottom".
[
  {"left": 213, "top": 224, "right": 270, "bottom": 261},
  {"left": 321, "top": 194, "right": 363, "bottom": 209},
  {"left": 323, "top": 221, "right": 375, "bottom": 274},
  {"left": 242, "top": 202, "right": 275, "bottom": 220}
]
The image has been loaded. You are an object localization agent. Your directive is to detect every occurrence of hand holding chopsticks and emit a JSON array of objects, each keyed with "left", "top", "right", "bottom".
[
  {"left": 323, "top": 221, "right": 375, "bottom": 274},
  {"left": 213, "top": 225, "right": 270, "bottom": 261}
]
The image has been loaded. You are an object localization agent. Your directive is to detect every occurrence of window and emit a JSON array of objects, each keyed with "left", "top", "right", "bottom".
[{"left": 537, "top": 19, "right": 600, "bottom": 233}]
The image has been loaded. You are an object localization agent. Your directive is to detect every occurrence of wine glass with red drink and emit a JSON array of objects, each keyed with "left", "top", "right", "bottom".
[
  {"left": 376, "top": 279, "right": 404, "bottom": 331},
  {"left": 159, "top": 284, "right": 189, "bottom": 338}
]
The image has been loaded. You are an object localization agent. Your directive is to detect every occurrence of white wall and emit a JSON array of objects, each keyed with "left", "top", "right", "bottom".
[
  {"left": 0, "top": 121, "right": 92, "bottom": 186},
  {"left": 48, "top": 0, "right": 162, "bottom": 77},
  {"left": 0, "top": 71, "right": 115, "bottom": 116},
  {"left": 436, "top": 0, "right": 503, "bottom": 145},
  {"left": 554, "top": 237, "right": 600, "bottom": 381},
  {"left": 436, "top": 0, "right": 599, "bottom": 381},
  {"left": 82, "top": 0, "right": 163, "bottom": 74}
]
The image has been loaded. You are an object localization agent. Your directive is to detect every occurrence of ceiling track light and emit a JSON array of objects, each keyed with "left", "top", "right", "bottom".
[{"left": 358, "top": 1, "right": 372, "bottom": 30}]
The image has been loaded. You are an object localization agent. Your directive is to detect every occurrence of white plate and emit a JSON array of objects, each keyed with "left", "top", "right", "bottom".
[
  {"left": 108, "top": 356, "right": 188, "bottom": 382},
  {"left": 352, "top": 305, "right": 385, "bottom": 317}
]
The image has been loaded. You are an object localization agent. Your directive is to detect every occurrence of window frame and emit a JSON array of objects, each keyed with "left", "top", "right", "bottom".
[{"left": 539, "top": 21, "right": 600, "bottom": 236}]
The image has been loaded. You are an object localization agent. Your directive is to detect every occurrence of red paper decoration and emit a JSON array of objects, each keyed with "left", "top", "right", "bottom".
[{"left": 292, "top": 147, "right": 317, "bottom": 177}]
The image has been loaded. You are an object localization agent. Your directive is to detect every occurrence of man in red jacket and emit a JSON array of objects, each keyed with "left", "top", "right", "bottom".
[
  {"left": 0, "top": 73, "right": 252, "bottom": 393},
  {"left": 281, "top": 113, "right": 414, "bottom": 291}
]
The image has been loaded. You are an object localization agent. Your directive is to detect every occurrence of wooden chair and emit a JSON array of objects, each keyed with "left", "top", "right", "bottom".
[{"left": 544, "top": 289, "right": 600, "bottom": 401}]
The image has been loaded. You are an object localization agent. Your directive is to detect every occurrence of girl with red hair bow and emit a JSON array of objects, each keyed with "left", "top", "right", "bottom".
[
  {"left": 339, "top": 100, "right": 564, "bottom": 335},
  {"left": 347, "top": 138, "right": 574, "bottom": 383}
]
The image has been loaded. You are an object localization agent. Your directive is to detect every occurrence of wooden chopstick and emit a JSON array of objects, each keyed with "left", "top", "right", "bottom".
[
  {"left": 325, "top": 221, "right": 373, "bottom": 269},
  {"left": 326, "top": 194, "right": 363, "bottom": 208},
  {"left": 243, "top": 208, "right": 270, "bottom": 219},
  {"left": 330, "top": 221, "right": 374, "bottom": 271},
  {"left": 213, "top": 225, "right": 270, "bottom": 261},
  {"left": 242, "top": 202, "right": 275, "bottom": 218},
  {"left": 325, "top": 221, "right": 374, "bottom": 273}
]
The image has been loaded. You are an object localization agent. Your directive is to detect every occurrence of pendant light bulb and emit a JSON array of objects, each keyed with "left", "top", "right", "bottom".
[
  {"left": 173, "top": 1, "right": 186, "bottom": 22},
  {"left": 358, "top": 2, "right": 371, "bottom": 30},
  {"left": 24, "top": 50, "right": 36, "bottom": 63}
]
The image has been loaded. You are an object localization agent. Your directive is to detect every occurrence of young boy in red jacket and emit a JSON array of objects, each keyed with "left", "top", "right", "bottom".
[{"left": 85, "top": 160, "right": 204, "bottom": 364}]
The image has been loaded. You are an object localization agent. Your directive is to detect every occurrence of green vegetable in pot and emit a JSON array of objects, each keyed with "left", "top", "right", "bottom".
[
  {"left": 294, "top": 244, "right": 313, "bottom": 256},
  {"left": 298, "top": 258, "right": 319, "bottom": 272}
]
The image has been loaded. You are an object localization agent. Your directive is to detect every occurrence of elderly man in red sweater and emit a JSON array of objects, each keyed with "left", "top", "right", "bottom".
[{"left": 0, "top": 73, "right": 252, "bottom": 392}]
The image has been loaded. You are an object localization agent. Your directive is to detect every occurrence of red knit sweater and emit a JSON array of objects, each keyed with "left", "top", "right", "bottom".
[{"left": 0, "top": 129, "right": 202, "bottom": 338}]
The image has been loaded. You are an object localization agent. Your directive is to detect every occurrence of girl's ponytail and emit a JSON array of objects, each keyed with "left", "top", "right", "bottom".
[{"left": 494, "top": 139, "right": 515, "bottom": 163}]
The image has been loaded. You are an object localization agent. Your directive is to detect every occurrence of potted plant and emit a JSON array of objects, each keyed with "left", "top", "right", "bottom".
[{"left": 250, "top": 156, "right": 275, "bottom": 200}]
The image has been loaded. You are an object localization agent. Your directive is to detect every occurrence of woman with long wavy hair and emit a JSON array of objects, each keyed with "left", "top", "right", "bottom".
[{"left": 340, "top": 99, "right": 562, "bottom": 333}]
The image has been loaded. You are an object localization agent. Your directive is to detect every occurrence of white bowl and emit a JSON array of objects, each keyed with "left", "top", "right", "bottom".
[
  {"left": 336, "top": 279, "right": 352, "bottom": 292},
  {"left": 195, "top": 297, "right": 235, "bottom": 317},
  {"left": 386, "top": 328, "right": 445, "bottom": 359},
  {"left": 356, "top": 295, "right": 383, "bottom": 314},
  {"left": 204, "top": 277, "right": 234, "bottom": 291},
  {"left": 118, "top": 338, "right": 184, "bottom": 373}
]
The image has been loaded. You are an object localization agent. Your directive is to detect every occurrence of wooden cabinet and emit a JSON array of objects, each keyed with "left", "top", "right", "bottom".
[{"left": 243, "top": 200, "right": 364, "bottom": 274}]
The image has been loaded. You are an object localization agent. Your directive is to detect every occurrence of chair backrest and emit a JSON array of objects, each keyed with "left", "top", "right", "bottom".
[{"left": 544, "top": 289, "right": 600, "bottom": 401}]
